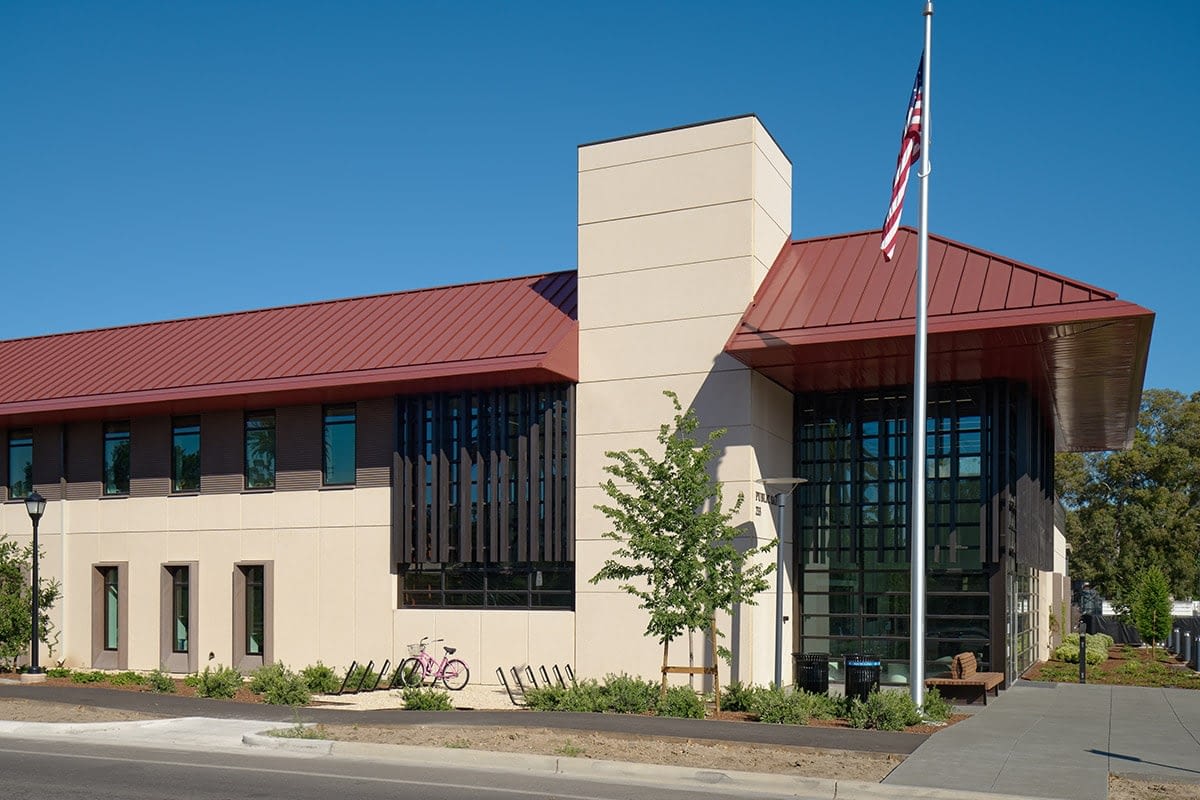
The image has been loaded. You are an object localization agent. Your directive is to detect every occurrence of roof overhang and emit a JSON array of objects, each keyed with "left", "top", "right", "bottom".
[{"left": 726, "top": 230, "right": 1154, "bottom": 452}]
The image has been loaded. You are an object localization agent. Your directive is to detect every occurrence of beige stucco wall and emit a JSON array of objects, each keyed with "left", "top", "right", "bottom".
[
  {"left": 11, "top": 489, "right": 397, "bottom": 673},
  {"left": 1037, "top": 524, "right": 1072, "bottom": 660},
  {"left": 575, "top": 116, "right": 793, "bottom": 686}
]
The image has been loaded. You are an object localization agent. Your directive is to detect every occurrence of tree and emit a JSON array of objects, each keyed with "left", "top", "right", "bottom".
[
  {"left": 0, "top": 535, "right": 61, "bottom": 670},
  {"left": 1129, "top": 566, "right": 1172, "bottom": 657},
  {"left": 589, "top": 391, "right": 775, "bottom": 695},
  {"left": 1055, "top": 389, "right": 1200, "bottom": 600}
]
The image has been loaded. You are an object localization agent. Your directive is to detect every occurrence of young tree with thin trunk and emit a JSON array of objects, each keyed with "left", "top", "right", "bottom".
[
  {"left": 589, "top": 391, "right": 775, "bottom": 698},
  {"left": 1130, "top": 566, "right": 1172, "bottom": 658}
]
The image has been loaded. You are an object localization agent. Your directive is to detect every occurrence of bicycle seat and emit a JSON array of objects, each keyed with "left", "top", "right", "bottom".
[{"left": 444, "top": 646, "right": 457, "bottom": 655}]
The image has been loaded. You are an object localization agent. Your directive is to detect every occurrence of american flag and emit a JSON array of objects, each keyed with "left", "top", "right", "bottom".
[{"left": 881, "top": 58, "right": 924, "bottom": 262}]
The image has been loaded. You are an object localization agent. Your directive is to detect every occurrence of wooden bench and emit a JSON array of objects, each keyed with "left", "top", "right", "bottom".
[{"left": 925, "top": 652, "right": 1004, "bottom": 705}]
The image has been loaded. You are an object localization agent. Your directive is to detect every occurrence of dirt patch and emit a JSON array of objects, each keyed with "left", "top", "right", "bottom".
[
  {"left": 0, "top": 697, "right": 164, "bottom": 723},
  {"left": 1110, "top": 775, "right": 1200, "bottom": 800},
  {"left": 304, "top": 722, "right": 904, "bottom": 780}
]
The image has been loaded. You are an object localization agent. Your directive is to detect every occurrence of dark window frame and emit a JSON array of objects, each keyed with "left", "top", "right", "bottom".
[
  {"left": 243, "top": 410, "right": 276, "bottom": 490},
  {"left": 322, "top": 404, "right": 356, "bottom": 486},
  {"left": 400, "top": 563, "right": 574, "bottom": 610},
  {"left": 7, "top": 428, "right": 33, "bottom": 499},
  {"left": 102, "top": 421, "right": 131, "bottom": 496},
  {"left": 171, "top": 416, "right": 201, "bottom": 493}
]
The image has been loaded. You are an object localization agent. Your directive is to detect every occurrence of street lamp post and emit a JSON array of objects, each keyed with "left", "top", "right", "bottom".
[
  {"left": 758, "top": 477, "right": 807, "bottom": 688},
  {"left": 25, "top": 490, "right": 47, "bottom": 675}
]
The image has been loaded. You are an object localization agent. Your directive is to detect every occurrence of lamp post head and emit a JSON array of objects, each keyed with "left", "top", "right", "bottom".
[{"left": 25, "top": 490, "right": 46, "bottom": 524}]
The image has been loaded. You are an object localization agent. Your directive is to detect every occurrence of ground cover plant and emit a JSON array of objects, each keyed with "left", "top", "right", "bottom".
[
  {"left": 248, "top": 663, "right": 312, "bottom": 705},
  {"left": 1027, "top": 642, "right": 1200, "bottom": 689},
  {"left": 401, "top": 686, "right": 454, "bottom": 710}
]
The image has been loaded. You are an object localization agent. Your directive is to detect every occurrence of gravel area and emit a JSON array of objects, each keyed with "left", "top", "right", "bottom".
[{"left": 310, "top": 682, "right": 516, "bottom": 711}]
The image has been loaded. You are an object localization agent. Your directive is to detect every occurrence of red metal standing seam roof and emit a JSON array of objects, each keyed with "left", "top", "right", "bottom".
[
  {"left": 0, "top": 271, "right": 578, "bottom": 425},
  {"left": 726, "top": 228, "right": 1155, "bottom": 452}
]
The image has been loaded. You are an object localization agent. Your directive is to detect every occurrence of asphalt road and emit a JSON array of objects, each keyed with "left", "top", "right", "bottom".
[{"left": 0, "top": 738, "right": 800, "bottom": 800}]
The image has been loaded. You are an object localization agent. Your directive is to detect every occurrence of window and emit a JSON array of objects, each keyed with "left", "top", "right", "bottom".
[
  {"left": 244, "top": 411, "right": 276, "bottom": 489},
  {"left": 102, "top": 567, "right": 119, "bottom": 651},
  {"left": 401, "top": 563, "right": 574, "bottom": 609},
  {"left": 171, "top": 416, "right": 200, "bottom": 492},
  {"left": 244, "top": 565, "right": 264, "bottom": 656},
  {"left": 322, "top": 405, "right": 356, "bottom": 485},
  {"left": 169, "top": 566, "right": 189, "bottom": 653},
  {"left": 103, "top": 422, "right": 131, "bottom": 495},
  {"left": 7, "top": 428, "right": 32, "bottom": 498},
  {"left": 234, "top": 562, "right": 271, "bottom": 671}
]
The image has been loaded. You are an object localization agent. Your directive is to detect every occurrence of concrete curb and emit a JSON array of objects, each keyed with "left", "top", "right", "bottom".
[{"left": 241, "top": 730, "right": 1068, "bottom": 800}]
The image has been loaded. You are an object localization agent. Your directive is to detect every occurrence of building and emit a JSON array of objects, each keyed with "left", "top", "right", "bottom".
[{"left": 0, "top": 116, "right": 1153, "bottom": 687}]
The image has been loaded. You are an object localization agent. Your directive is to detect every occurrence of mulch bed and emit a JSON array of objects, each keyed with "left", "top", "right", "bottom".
[{"left": 1023, "top": 645, "right": 1200, "bottom": 688}]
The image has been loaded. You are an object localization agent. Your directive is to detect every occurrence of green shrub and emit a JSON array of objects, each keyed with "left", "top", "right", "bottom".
[
  {"left": 108, "top": 671, "right": 144, "bottom": 686},
  {"left": 656, "top": 685, "right": 705, "bottom": 719},
  {"left": 1053, "top": 633, "right": 1109, "bottom": 665},
  {"left": 46, "top": 667, "right": 71, "bottom": 678},
  {"left": 183, "top": 673, "right": 201, "bottom": 688},
  {"left": 248, "top": 663, "right": 311, "bottom": 706},
  {"left": 847, "top": 690, "right": 922, "bottom": 731},
  {"left": 602, "top": 673, "right": 658, "bottom": 714},
  {"left": 523, "top": 684, "right": 570, "bottom": 710},
  {"left": 300, "top": 662, "right": 341, "bottom": 695},
  {"left": 248, "top": 663, "right": 287, "bottom": 694},
  {"left": 193, "top": 665, "right": 243, "bottom": 699},
  {"left": 720, "top": 680, "right": 759, "bottom": 713},
  {"left": 921, "top": 687, "right": 953, "bottom": 722},
  {"left": 70, "top": 670, "right": 107, "bottom": 684},
  {"left": 146, "top": 670, "right": 176, "bottom": 693},
  {"left": 750, "top": 685, "right": 808, "bottom": 724},
  {"left": 401, "top": 686, "right": 454, "bottom": 710}
]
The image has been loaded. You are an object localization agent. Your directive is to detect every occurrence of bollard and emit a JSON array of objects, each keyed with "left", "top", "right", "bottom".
[
  {"left": 1079, "top": 632, "right": 1087, "bottom": 684},
  {"left": 1185, "top": 633, "right": 1193, "bottom": 665},
  {"left": 1172, "top": 628, "right": 1180, "bottom": 653}
]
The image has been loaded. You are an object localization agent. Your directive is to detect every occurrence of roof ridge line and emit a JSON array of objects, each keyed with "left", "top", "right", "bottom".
[{"left": 0, "top": 269, "right": 578, "bottom": 346}]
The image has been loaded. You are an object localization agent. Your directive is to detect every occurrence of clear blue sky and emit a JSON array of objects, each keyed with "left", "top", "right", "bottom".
[{"left": 2, "top": 2, "right": 1196, "bottom": 394}]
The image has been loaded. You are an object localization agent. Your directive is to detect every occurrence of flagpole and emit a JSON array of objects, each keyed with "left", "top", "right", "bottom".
[{"left": 910, "top": 0, "right": 933, "bottom": 708}]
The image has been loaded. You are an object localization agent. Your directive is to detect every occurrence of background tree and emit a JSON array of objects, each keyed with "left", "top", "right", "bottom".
[
  {"left": 1129, "top": 566, "right": 1172, "bottom": 656},
  {"left": 1055, "top": 389, "right": 1200, "bottom": 600},
  {"left": 589, "top": 391, "right": 774, "bottom": 692},
  {"left": 0, "top": 535, "right": 62, "bottom": 670}
]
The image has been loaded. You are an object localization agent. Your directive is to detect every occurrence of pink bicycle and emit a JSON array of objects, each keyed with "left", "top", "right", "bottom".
[{"left": 398, "top": 637, "right": 470, "bottom": 690}]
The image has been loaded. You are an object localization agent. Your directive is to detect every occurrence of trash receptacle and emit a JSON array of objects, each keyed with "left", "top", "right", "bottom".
[
  {"left": 795, "top": 652, "right": 830, "bottom": 695},
  {"left": 844, "top": 656, "right": 881, "bottom": 703}
]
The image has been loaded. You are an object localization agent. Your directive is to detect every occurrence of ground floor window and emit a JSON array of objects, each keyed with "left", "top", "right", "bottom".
[
  {"left": 92, "top": 562, "right": 127, "bottom": 669},
  {"left": 161, "top": 562, "right": 198, "bottom": 673},
  {"left": 102, "top": 568, "right": 119, "bottom": 650},
  {"left": 400, "top": 563, "right": 574, "bottom": 609},
  {"left": 233, "top": 562, "right": 272, "bottom": 671}
]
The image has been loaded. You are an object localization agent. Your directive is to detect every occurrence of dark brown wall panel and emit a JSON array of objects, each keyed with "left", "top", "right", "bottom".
[
  {"left": 201, "top": 410, "right": 242, "bottom": 494},
  {"left": 66, "top": 421, "right": 103, "bottom": 500},
  {"left": 277, "top": 404, "right": 320, "bottom": 491},
  {"left": 357, "top": 397, "right": 392, "bottom": 488},
  {"left": 32, "top": 424, "right": 64, "bottom": 500},
  {"left": 394, "top": 385, "right": 573, "bottom": 566},
  {"left": 131, "top": 416, "right": 170, "bottom": 497}
]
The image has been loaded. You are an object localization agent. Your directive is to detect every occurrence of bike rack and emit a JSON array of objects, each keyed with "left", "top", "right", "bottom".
[
  {"left": 336, "top": 661, "right": 358, "bottom": 695},
  {"left": 510, "top": 666, "right": 529, "bottom": 697},
  {"left": 497, "top": 667, "right": 525, "bottom": 706},
  {"left": 564, "top": 664, "right": 576, "bottom": 685},
  {"left": 539, "top": 665, "right": 553, "bottom": 687},
  {"left": 552, "top": 664, "right": 567, "bottom": 688},
  {"left": 369, "top": 659, "right": 390, "bottom": 691},
  {"left": 524, "top": 666, "right": 540, "bottom": 689},
  {"left": 352, "top": 659, "right": 375, "bottom": 694}
]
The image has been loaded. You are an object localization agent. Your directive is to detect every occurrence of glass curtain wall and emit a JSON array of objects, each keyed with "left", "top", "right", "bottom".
[{"left": 795, "top": 385, "right": 993, "bottom": 685}]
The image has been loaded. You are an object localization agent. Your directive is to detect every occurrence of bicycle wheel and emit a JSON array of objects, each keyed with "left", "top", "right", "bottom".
[
  {"left": 440, "top": 659, "right": 469, "bottom": 690},
  {"left": 397, "top": 657, "right": 425, "bottom": 688}
]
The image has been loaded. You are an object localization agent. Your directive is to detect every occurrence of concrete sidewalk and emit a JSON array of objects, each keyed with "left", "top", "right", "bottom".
[{"left": 885, "top": 681, "right": 1200, "bottom": 800}]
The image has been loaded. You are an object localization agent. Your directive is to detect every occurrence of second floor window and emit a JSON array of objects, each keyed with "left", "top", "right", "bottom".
[
  {"left": 244, "top": 411, "right": 276, "bottom": 489},
  {"left": 103, "top": 422, "right": 131, "bottom": 495},
  {"left": 322, "top": 405, "right": 356, "bottom": 485},
  {"left": 171, "top": 416, "right": 201, "bottom": 493},
  {"left": 7, "top": 429, "right": 32, "bottom": 498}
]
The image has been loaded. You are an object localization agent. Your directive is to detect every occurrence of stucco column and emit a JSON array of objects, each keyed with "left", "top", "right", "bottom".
[{"left": 574, "top": 116, "right": 794, "bottom": 684}]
